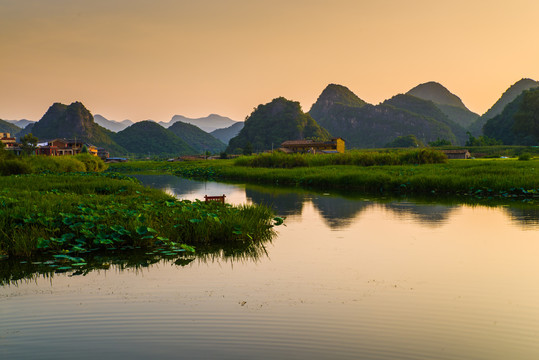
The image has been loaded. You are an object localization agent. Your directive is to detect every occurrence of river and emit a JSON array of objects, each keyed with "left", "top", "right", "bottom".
[{"left": 2, "top": 174, "right": 539, "bottom": 359}]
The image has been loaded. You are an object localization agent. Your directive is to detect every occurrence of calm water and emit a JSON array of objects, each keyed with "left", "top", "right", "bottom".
[{"left": 2, "top": 175, "right": 539, "bottom": 359}]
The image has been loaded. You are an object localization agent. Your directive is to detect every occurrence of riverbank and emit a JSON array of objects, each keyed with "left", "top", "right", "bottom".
[
  {"left": 108, "top": 157, "right": 539, "bottom": 200},
  {"left": 0, "top": 172, "right": 278, "bottom": 259}
]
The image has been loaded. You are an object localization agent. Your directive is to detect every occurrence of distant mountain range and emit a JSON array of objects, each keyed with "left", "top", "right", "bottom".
[
  {"left": 309, "top": 84, "right": 461, "bottom": 147},
  {"left": 0, "top": 119, "right": 22, "bottom": 134},
  {"left": 2, "top": 119, "right": 34, "bottom": 129},
  {"left": 93, "top": 115, "right": 134, "bottom": 132},
  {"left": 159, "top": 114, "right": 239, "bottom": 133},
  {"left": 3, "top": 77, "right": 538, "bottom": 156},
  {"left": 210, "top": 122, "right": 244, "bottom": 144}
]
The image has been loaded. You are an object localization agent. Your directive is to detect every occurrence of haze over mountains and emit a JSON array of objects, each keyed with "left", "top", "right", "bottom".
[{"left": 3, "top": 77, "right": 538, "bottom": 156}]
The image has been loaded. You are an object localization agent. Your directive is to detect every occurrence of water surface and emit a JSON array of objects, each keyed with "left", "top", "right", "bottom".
[{"left": 2, "top": 175, "right": 539, "bottom": 359}]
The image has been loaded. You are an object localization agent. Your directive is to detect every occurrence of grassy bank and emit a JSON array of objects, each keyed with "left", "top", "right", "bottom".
[
  {"left": 0, "top": 172, "right": 279, "bottom": 260},
  {"left": 109, "top": 157, "right": 539, "bottom": 200},
  {"left": 0, "top": 153, "right": 108, "bottom": 175},
  {"left": 235, "top": 149, "right": 448, "bottom": 168}
]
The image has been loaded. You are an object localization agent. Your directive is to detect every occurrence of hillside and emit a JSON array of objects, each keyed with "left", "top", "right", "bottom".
[
  {"left": 383, "top": 94, "right": 467, "bottom": 145},
  {"left": 483, "top": 88, "right": 539, "bottom": 145},
  {"left": 227, "top": 97, "right": 331, "bottom": 153},
  {"left": 160, "top": 114, "right": 238, "bottom": 132},
  {"left": 468, "top": 78, "right": 539, "bottom": 136},
  {"left": 22, "top": 102, "right": 125, "bottom": 154},
  {"left": 93, "top": 114, "right": 133, "bottom": 132},
  {"left": 406, "top": 81, "right": 479, "bottom": 128},
  {"left": 309, "top": 84, "right": 457, "bottom": 148},
  {"left": 3, "top": 119, "right": 34, "bottom": 130},
  {"left": 210, "top": 122, "right": 244, "bottom": 144},
  {"left": 309, "top": 84, "right": 367, "bottom": 116},
  {"left": 0, "top": 119, "right": 22, "bottom": 135},
  {"left": 168, "top": 121, "right": 226, "bottom": 153},
  {"left": 113, "top": 121, "right": 195, "bottom": 156}
]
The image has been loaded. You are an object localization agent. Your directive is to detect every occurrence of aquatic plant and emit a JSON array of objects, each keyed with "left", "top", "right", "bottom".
[{"left": 0, "top": 173, "right": 279, "bottom": 260}]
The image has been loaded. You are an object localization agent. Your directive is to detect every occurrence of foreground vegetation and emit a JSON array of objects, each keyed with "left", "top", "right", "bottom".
[
  {"left": 0, "top": 153, "right": 107, "bottom": 175},
  {"left": 0, "top": 172, "right": 279, "bottom": 261}
]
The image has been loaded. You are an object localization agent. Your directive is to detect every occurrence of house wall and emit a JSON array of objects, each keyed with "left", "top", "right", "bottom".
[{"left": 335, "top": 139, "right": 345, "bottom": 153}]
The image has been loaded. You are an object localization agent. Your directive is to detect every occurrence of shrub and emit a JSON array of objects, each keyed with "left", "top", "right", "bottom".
[
  {"left": 0, "top": 159, "right": 33, "bottom": 175},
  {"left": 399, "top": 148, "right": 448, "bottom": 164},
  {"left": 74, "top": 154, "right": 107, "bottom": 172},
  {"left": 519, "top": 152, "right": 531, "bottom": 161}
]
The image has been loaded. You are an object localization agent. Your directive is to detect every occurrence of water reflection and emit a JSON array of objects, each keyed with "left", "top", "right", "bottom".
[
  {"left": 382, "top": 202, "right": 459, "bottom": 226},
  {"left": 133, "top": 175, "right": 539, "bottom": 230},
  {"left": 0, "top": 238, "right": 272, "bottom": 286},
  {"left": 507, "top": 206, "right": 539, "bottom": 227},
  {"left": 245, "top": 185, "right": 305, "bottom": 216}
]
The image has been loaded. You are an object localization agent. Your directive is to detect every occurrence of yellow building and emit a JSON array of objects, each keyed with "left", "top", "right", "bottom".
[{"left": 280, "top": 138, "right": 345, "bottom": 154}]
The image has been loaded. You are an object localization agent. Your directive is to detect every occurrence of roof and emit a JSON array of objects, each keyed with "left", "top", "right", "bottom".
[
  {"left": 281, "top": 139, "right": 340, "bottom": 147},
  {"left": 441, "top": 149, "right": 470, "bottom": 154}
]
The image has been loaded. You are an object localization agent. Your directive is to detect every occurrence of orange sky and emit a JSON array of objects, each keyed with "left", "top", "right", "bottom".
[{"left": 1, "top": 0, "right": 538, "bottom": 122}]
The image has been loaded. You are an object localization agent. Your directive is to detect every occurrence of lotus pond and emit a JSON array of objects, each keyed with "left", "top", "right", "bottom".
[{"left": 2, "top": 174, "right": 539, "bottom": 359}]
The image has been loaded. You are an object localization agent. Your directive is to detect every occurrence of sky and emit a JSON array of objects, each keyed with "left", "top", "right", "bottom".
[{"left": 1, "top": 0, "right": 539, "bottom": 122}]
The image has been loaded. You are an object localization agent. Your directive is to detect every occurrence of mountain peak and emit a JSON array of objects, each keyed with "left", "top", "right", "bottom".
[
  {"left": 311, "top": 84, "right": 366, "bottom": 110},
  {"left": 227, "top": 97, "right": 330, "bottom": 153},
  {"left": 406, "top": 81, "right": 467, "bottom": 109},
  {"left": 165, "top": 114, "right": 238, "bottom": 132},
  {"left": 482, "top": 78, "right": 539, "bottom": 120},
  {"left": 468, "top": 77, "right": 539, "bottom": 136}
]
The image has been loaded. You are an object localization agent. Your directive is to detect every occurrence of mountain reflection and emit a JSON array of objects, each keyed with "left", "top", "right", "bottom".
[
  {"left": 133, "top": 175, "right": 539, "bottom": 230},
  {"left": 382, "top": 202, "right": 458, "bottom": 226},
  {"left": 311, "top": 196, "right": 371, "bottom": 228},
  {"left": 245, "top": 185, "right": 305, "bottom": 216}
]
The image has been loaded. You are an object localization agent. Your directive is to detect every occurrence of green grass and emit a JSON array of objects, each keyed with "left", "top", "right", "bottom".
[
  {"left": 0, "top": 172, "right": 279, "bottom": 259},
  {"left": 109, "top": 157, "right": 539, "bottom": 200},
  {"left": 0, "top": 153, "right": 108, "bottom": 175},
  {"left": 234, "top": 149, "right": 448, "bottom": 168}
]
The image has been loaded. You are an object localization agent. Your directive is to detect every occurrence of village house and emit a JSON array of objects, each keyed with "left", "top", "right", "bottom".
[
  {"left": 39, "top": 139, "right": 99, "bottom": 157},
  {"left": 441, "top": 149, "right": 471, "bottom": 159},
  {"left": 280, "top": 138, "right": 345, "bottom": 154},
  {"left": 0, "top": 133, "right": 17, "bottom": 148}
]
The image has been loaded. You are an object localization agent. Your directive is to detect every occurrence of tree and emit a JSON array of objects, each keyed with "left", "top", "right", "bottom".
[
  {"left": 428, "top": 138, "right": 452, "bottom": 147},
  {"left": 20, "top": 133, "right": 38, "bottom": 155},
  {"left": 81, "top": 145, "right": 89, "bottom": 154},
  {"left": 385, "top": 135, "right": 423, "bottom": 148},
  {"left": 243, "top": 141, "right": 253, "bottom": 155},
  {"left": 465, "top": 132, "right": 502, "bottom": 146}
]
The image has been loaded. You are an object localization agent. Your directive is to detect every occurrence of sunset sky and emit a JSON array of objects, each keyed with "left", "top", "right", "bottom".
[{"left": 2, "top": 0, "right": 539, "bottom": 123}]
